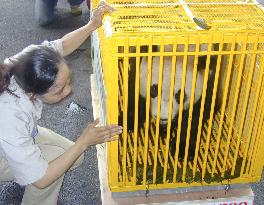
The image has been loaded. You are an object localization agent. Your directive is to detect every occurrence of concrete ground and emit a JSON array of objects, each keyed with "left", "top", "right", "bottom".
[{"left": 0, "top": 0, "right": 263, "bottom": 205}]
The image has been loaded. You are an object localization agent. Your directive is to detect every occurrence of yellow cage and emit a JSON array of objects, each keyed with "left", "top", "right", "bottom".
[{"left": 91, "top": 0, "right": 264, "bottom": 192}]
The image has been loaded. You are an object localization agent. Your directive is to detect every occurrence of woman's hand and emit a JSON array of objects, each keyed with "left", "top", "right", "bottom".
[
  {"left": 33, "top": 119, "right": 121, "bottom": 189},
  {"left": 89, "top": 1, "right": 115, "bottom": 30},
  {"left": 61, "top": 1, "right": 115, "bottom": 56},
  {"left": 77, "top": 119, "right": 122, "bottom": 148}
]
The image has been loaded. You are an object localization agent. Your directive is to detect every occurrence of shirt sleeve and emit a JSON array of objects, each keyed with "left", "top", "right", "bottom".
[
  {"left": 4, "top": 44, "right": 40, "bottom": 66},
  {"left": 41, "top": 39, "right": 64, "bottom": 56},
  {"left": 0, "top": 109, "right": 48, "bottom": 186},
  {"left": 4, "top": 39, "right": 64, "bottom": 67}
]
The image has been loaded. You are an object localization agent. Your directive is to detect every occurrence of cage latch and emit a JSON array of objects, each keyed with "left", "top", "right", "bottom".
[
  {"left": 179, "top": 0, "right": 211, "bottom": 30},
  {"left": 193, "top": 17, "right": 211, "bottom": 30}
]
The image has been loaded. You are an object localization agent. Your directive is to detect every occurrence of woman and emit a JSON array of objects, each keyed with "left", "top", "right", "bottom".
[{"left": 0, "top": 2, "right": 120, "bottom": 205}]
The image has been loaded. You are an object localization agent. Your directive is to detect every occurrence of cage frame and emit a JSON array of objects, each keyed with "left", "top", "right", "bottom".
[{"left": 91, "top": 0, "right": 264, "bottom": 192}]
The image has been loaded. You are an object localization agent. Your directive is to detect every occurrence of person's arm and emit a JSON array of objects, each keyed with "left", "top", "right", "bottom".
[
  {"left": 33, "top": 119, "right": 122, "bottom": 189},
  {"left": 61, "top": 1, "right": 115, "bottom": 56}
]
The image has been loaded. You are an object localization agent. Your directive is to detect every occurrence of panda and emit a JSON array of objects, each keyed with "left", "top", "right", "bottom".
[{"left": 120, "top": 44, "right": 218, "bottom": 161}]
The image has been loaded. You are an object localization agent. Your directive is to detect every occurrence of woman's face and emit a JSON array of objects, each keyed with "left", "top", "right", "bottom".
[{"left": 40, "top": 62, "right": 72, "bottom": 104}]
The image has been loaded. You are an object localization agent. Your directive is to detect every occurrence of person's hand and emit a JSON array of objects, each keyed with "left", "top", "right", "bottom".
[
  {"left": 77, "top": 119, "right": 122, "bottom": 148},
  {"left": 89, "top": 1, "right": 115, "bottom": 30}
]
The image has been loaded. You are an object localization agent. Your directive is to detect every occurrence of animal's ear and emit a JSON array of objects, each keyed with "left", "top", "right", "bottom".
[
  {"left": 129, "top": 57, "right": 136, "bottom": 71},
  {"left": 152, "top": 45, "right": 159, "bottom": 52},
  {"left": 140, "top": 45, "right": 149, "bottom": 53},
  {"left": 213, "top": 43, "right": 219, "bottom": 51},
  {"left": 197, "top": 55, "right": 218, "bottom": 71},
  {"left": 140, "top": 45, "right": 159, "bottom": 53},
  {"left": 209, "top": 55, "right": 218, "bottom": 70},
  {"left": 197, "top": 55, "right": 207, "bottom": 70}
]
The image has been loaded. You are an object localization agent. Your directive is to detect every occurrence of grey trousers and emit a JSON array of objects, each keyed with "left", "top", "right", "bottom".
[
  {"left": 35, "top": 0, "right": 84, "bottom": 25},
  {"left": 0, "top": 126, "right": 84, "bottom": 205}
]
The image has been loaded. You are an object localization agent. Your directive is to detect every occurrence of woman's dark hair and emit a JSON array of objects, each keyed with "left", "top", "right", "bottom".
[
  {"left": 10, "top": 47, "right": 63, "bottom": 95},
  {"left": 0, "top": 64, "right": 12, "bottom": 94}
]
